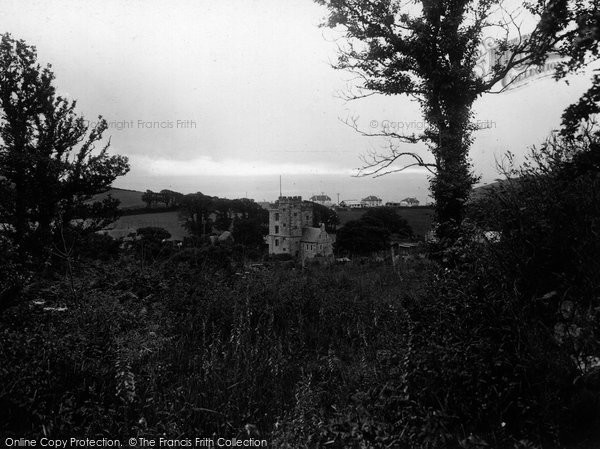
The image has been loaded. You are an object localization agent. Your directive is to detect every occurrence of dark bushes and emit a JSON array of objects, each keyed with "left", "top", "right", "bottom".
[
  {"left": 0, "top": 236, "right": 27, "bottom": 310},
  {"left": 165, "top": 244, "right": 233, "bottom": 272}
]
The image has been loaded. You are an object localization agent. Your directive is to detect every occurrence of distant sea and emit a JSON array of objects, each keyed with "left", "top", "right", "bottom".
[{"left": 115, "top": 172, "right": 434, "bottom": 205}]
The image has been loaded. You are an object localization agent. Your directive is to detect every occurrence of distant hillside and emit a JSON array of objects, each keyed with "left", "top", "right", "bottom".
[
  {"left": 93, "top": 188, "right": 146, "bottom": 210},
  {"left": 102, "top": 210, "right": 189, "bottom": 241},
  {"left": 470, "top": 180, "right": 511, "bottom": 202}
]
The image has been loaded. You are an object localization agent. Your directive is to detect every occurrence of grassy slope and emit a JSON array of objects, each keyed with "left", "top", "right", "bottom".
[
  {"left": 93, "top": 188, "right": 146, "bottom": 210},
  {"left": 92, "top": 188, "right": 189, "bottom": 240},
  {"left": 105, "top": 211, "right": 189, "bottom": 240}
]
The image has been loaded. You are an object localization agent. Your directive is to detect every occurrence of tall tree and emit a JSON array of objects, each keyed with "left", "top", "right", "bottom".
[
  {"left": 552, "top": 4, "right": 600, "bottom": 136},
  {"left": 179, "top": 192, "right": 216, "bottom": 237},
  {"left": 0, "top": 34, "right": 129, "bottom": 258},
  {"left": 160, "top": 189, "right": 184, "bottom": 207},
  {"left": 335, "top": 207, "right": 413, "bottom": 255},
  {"left": 362, "top": 207, "right": 413, "bottom": 238},
  {"left": 311, "top": 202, "right": 340, "bottom": 233},
  {"left": 316, "top": 0, "right": 583, "bottom": 246}
]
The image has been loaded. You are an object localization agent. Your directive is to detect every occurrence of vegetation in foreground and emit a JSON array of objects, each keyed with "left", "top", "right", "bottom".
[
  {"left": 3, "top": 125, "right": 600, "bottom": 448},
  {"left": 0, "top": 258, "right": 430, "bottom": 440}
]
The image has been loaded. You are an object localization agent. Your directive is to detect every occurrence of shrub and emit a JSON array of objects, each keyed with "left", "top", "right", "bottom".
[
  {"left": 75, "top": 232, "right": 121, "bottom": 261},
  {"left": 0, "top": 236, "right": 28, "bottom": 310},
  {"left": 164, "top": 244, "right": 233, "bottom": 272},
  {"left": 468, "top": 131, "right": 600, "bottom": 396},
  {"left": 335, "top": 207, "right": 413, "bottom": 256},
  {"left": 129, "top": 227, "right": 173, "bottom": 263},
  {"left": 268, "top": 253, "right": 294, "bottom": 262}
]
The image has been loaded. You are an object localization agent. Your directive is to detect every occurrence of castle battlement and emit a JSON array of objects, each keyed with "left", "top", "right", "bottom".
[{"left": 277, "top": 195, "right": 303, "bottom": 202}]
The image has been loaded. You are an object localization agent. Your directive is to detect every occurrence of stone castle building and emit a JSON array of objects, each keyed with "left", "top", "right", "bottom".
[{"left": 266, "top": 196, "right": 334, "bottom": 260}]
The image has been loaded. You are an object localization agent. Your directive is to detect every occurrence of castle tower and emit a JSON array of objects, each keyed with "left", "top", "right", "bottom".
[{"left": 267, "top": 196, "right": 313, "bottom": 256}]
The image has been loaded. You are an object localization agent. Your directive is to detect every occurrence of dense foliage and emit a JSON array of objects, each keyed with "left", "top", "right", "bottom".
[
  {"left": 179, "top": 192, "right": 268, "bottom": 240},
  {"left": 0, "top": 34, "right": 129, "bottom": 261},
  {"left": 336, "top": 207, "right": 413, "bottom": 255},
  {"left": 141, "top": 189, "right": 184, "bottom": 209},
  {"left": 311, "top": 202, "right": 340, "bottom": 233}
]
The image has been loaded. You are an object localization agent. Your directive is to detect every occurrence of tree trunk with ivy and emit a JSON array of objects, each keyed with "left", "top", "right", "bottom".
[{"left": 317, "top": 0, "right": 572, "bottom": 250}]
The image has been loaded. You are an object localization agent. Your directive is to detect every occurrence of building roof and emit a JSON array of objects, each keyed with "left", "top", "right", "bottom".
[
  {"left": 362, "top": 195, "right": 382, "bottom": 201},
  {"left": 301, "top": 227, "right": 322, "bottom": 243},
  {"left": 401, "top": 197, "right": 419, "bottom": 203},
  {"left": 310, "top": 194, "right": 331, "bottom": 202}
]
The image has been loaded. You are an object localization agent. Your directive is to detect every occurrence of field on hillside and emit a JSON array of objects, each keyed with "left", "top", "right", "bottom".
[
  {"left": 93, "top": 188, "right": 146, "bottom": 210},
  {"left": 103, "top": 210, "right": 189, "bottom": 240},
  {"left": 336, "top": 206, "right": 434, "bottom": 238}
]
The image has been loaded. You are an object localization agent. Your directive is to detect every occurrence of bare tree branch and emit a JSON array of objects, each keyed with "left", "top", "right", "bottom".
[
  {"left": 340, "top": 115, "right": 425, "bottom": 144},
  {"left": 355, "top": 141, "right": 437, "bottom": 177}
]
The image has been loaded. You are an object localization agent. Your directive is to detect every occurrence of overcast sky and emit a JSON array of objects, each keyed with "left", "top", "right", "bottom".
[{"left": 3, "top": 0, "right": 596, "bottom": 203}]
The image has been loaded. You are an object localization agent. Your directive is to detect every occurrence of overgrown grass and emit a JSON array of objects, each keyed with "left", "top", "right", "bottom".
[{"left": 0, "top": 258, "right": 431, "bottom": 441}]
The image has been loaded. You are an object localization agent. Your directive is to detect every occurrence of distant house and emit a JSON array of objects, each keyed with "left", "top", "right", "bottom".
[
  {"left": 309, "top": 193, "right": 332, "bottom": 206},
  {"left": 339, "top": 199, "right": 365, "bottom": 209},
  {"left": 361, "top": 195, "right": 382, "bottom": 207},
  {"left": 400, "top": 197, "right": 420, "bottom": 207}
]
